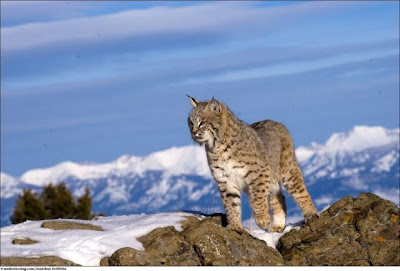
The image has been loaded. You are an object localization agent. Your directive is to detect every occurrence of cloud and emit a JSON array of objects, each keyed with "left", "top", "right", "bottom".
[
  {"left": 178, "top": 41, "right": 398, "bottom": 85},
  {"left": 1, "top": 1, "right": 362, "bottom": 52},
  {"left": 0, "top": 2, "right": 263, "bottom": 52},
  {"left": 2, "top": 1, "right": 393, "bottom": 93},
  {"left": 3, "top": 38, "right": 397, "bottom": 98}
]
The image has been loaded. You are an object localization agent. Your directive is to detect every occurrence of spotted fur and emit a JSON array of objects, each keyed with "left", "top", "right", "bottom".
[{"left": 187, "top": 96, "right": 318, "bottom": 233}]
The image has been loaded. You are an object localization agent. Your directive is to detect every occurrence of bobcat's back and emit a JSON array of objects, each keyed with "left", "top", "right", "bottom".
[{"left": 250, "top": 120, "right": 298, "bottom": 175}]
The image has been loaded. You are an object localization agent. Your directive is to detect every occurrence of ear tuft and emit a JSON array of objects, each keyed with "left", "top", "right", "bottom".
[{"left": 187, "top": 95, "right": 200, "bottom": 108}]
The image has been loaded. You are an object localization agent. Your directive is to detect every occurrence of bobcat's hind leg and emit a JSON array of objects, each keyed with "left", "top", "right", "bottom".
[
  {"left": 281, "top": 164, "right": 318, "bottom": 222},
  {"left": 268, "top": 190, "right": 286, "bottom": 233}
]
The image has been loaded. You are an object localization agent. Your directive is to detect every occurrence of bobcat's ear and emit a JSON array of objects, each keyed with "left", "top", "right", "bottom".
[
  {"left": 207, "top": 99, "right": 221, "bottom": 114},
  {"left": 187, "top": 95, "right": 200, "bottom": 108}
]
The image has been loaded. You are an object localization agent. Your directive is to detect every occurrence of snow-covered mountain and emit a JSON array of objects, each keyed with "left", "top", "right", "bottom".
[
  {"left": 20, "top": 146, "right": 212, "bottom": 187},
  {"left": 295, "top": 126, "right": 399, "bottom": 210},
  {"left": 297, "top": 126, "right": 399, "bottom": 181},
  {"left": 1, "top": 126, "right": 399, "bottom": 226}
]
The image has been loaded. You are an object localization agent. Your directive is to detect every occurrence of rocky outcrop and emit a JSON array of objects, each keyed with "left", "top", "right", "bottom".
[
  {"left": 105, "top": 193, "right": 399, "bottom": 266},
  {"left": 279, "top": 193, "right": 399, "bottom": 266},
  {"left": 103, "top": 214, "right": 284, "bottom": 266}
]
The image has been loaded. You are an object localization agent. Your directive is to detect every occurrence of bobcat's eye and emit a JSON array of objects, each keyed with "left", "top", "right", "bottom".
[
  {"left": 199, "top": 121, "right": 206, "bottom": 128},
  {"left": 189, "top": 120, "right": 194, "bottom": 128}
]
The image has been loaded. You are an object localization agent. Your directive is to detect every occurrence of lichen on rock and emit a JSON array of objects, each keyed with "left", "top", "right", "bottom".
[
  {"left": 278, "top": 193, "right": 399, "bottom": 266},
  {"left": 104, "top": 213, "right": 284, "bottom": 266}
]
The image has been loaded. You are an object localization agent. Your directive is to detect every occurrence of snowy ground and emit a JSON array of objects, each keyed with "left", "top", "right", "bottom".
[{"left": 1, "top": 212, "right": 297, "bottom": 266}]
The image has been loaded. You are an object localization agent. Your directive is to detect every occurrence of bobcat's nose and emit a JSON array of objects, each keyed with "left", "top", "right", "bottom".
[{"left": 194, "top": 132, "right": 202, "bottom": 139}]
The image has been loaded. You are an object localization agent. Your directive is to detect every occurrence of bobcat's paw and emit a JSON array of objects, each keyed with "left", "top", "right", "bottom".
[
  {"left": 255, "top": 215, "right": 271, "bottom": 230},
  {"left": 226, "top": 224, "right": 244, "bottom": 234},
  {"left": 267, "top": 225, "right": 285, "bottom": 233}
]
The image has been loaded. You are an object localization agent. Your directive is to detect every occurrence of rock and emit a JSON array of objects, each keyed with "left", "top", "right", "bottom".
[
  {"left": 100, "top": 257, "right": 110, "bottom": 266},
  {"left": 184, "top": 216, "right": 237, "bottom": 265},
  {"left": 355, "top": 195, "right": 400, "bottom": 265},
  {"left": 183, "top": 214, "right": 283, "bottom": 266},
  {"left": 108, "top": 247, "right": 162, "bottom": 266},
  {"left": 138, "top": 225, "right": 201, "bottom": 266},
  {"left": 279, "top": 193, "right": 399, "bottom": 266},
  {"left": 110, "top": 213, "right": 284, "bottom": 266},
  {"left": 42, "top": 221, "right": 104, "bottom": 231},
  {"left": 12, "top": 238, "right": 39, "bottom": 245},
  {"left": 1, "top": 256, "right": 79, "bottom": 266}
]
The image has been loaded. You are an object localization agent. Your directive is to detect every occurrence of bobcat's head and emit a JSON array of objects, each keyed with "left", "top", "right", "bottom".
[{"left": 187, "top": 96, "right": 224, "bottom": 148}]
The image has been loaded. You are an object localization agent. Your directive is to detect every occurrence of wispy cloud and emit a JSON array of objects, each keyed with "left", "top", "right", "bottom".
[
  {"left": 179, "top": 42, "right": 398, "bottom": 85},
  {"left": 2, "top": 1, "right": 393, "bottom": 95},
  {"left": 1, "top": 1, "right": 362, "bottom": 52},
  {"left": 3, "top": 39, "right": 397, "bottom": 97}
]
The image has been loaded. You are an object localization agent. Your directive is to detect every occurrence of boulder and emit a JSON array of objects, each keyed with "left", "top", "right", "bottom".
[
  {"left": 278, "top": 193, "right": 399, "bottom": 266},
  {"left": 108, "top": 247, "right": 161, "bottom": 266},
  {"left": 182, "top": 214, "right": 284, "bottom": 266}
]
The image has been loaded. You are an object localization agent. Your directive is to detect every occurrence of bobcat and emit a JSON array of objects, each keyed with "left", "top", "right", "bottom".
[{"left": 187, "top": 96, "right": 318, "bottom": 233}]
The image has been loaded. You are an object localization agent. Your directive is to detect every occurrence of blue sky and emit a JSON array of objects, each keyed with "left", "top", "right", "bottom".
[{"left": 1, "top": 1, "right": 399, "bottom": 176}]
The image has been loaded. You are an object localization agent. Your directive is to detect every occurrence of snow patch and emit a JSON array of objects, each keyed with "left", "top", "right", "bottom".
[
  {"left": 341, "top": 176, "right": 369, "bottom": 191},
  {"left": 295, "top": 146, "right": 315, "bottom": 164},
  {"left": 314, "top": 195, "right": 336, "bottom": 207},
  {"left": 339, "top": 167, "right": 364, "bottom": 177},
  {"left": 323, "top": 126, "right": 398, "bottom": 154},
  {"left": 0, "top": 213, "right": 192, "bottom": 266},
  {"left": 243, "top": 218, "right": 299, "bottom": 249},
  {"left": 372, "top": 150, "right": 398, "bottom": 173}
]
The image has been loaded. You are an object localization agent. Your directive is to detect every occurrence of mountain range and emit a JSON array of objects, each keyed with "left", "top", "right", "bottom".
[{"left": 1, "top": 125, "right": 399, "bottom": 226}]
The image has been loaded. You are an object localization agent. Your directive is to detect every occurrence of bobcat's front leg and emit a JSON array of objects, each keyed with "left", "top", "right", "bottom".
[
  {"left": 218, "top": 183, "right": 243, "bottom": 233},
  {"left": 248, "top": 178, "right": 271, "bottom": 230}
]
